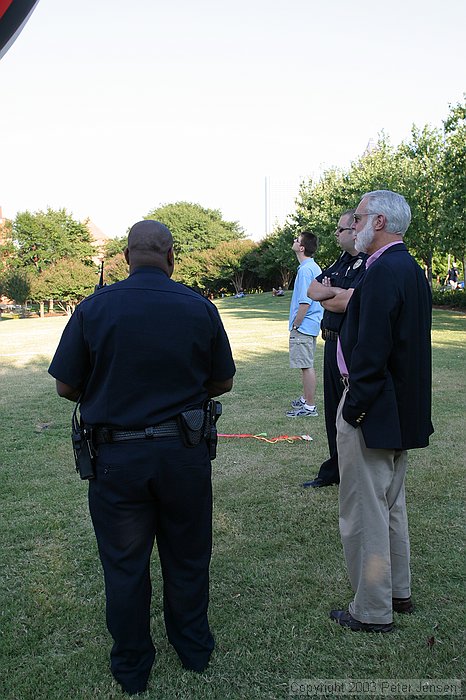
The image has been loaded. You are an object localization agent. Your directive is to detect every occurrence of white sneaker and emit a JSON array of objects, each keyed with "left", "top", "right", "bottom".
[
  {"left": 286, "top": 405, "right": 318, "bottom": 417},
  {"left": 290, "top": 396, "right": 306, "bottom": 408}
]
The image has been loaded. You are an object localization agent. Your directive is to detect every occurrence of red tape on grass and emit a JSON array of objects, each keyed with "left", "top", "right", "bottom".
[{"left": 218, "top": 433, "right": 313, "bottom": 444}]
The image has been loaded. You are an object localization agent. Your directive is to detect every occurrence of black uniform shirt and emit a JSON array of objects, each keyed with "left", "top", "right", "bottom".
[
  {"left": 316, "top": 251, "right": 367, "bottom": 333},
  {"left": 48, "top": 267, "right": 236, "bottom": 428}
]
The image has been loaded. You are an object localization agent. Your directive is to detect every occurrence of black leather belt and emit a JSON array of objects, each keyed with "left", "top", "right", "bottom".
[
  {"left": 94, "top": 420, "right": 180, "bottom": 444},
  {"left": 322, "top": 328, "right": 339, "bottom": 341}
]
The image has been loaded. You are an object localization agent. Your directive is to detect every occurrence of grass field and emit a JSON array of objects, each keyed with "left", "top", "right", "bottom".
[{"left": 0, "top": 295, "right": 465, "bottom": 700}]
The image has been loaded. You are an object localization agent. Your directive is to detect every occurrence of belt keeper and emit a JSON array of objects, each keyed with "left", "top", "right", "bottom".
[
  {"left": 100, "top": 427, "right": 111, "bottom": 443},
  {"left": 322, "top": 328, "right": 339, "bottom": 341}
]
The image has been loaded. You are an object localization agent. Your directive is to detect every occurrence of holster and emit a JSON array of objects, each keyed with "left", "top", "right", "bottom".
[
  {"left": 177, "top": 407, "right": 206, "bottom": 447},
  {"left": 177, "top": 400, "right": 222, "bottom": 459},
  {"left": 71, "top": 401, "right": 96, "bottom": 480}
]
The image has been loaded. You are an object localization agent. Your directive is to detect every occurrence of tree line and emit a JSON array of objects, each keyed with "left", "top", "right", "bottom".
[{"left": 0, "top": 99, "right": 464, "bottom": 311}]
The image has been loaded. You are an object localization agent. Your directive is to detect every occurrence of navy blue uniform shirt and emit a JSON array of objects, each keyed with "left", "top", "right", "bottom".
[
  {"left": 316, "top": 251, "right": 367, "bottom": 333},
  {"left": 48, "top": 267, "right": 236, "bottom": 428}
]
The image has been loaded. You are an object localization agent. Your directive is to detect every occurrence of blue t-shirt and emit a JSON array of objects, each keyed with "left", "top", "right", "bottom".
[
  {"left": 48, "top": 267, "right": 236, "bottom": 428},
  {"left": 288, "top": 258, "right": 323, "bottom": 336}
]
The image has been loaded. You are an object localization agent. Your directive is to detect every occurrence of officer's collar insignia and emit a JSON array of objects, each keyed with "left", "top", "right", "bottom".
[{"left": 353, "top": 259, "right": 363, "bottom": 269}]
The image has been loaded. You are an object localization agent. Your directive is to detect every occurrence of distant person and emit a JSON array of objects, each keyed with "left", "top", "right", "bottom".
[
  {"left": 331, "top": 190, "right": 433, "bottom": 633},
  {"left": 447, "top": 263, "right": 459, "bottom": 289},
  {"left": 234, "top": 289, "right": 245, "bottom": 298},
  {"left": 272, "top": 286, "right": 285, "bottom": 296},
  {"left": 48, "top": 220, "right": 236, "bottom": 694},
  {"left": 303, "top": 209, "right": 367, "bottom": 487},
  {"left": 286, "top": 232, "right": 323, "bottom": 417}
]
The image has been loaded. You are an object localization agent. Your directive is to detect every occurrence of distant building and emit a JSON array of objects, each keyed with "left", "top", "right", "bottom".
[
  {"left": 86, "top": 220, "right": 112, "bottom": 266},
  {"left": 363, "top": 137, "right": 377, "bottom": 155},
  {"left": 264, "top": 176, "right": 304, "bottom": 236}
]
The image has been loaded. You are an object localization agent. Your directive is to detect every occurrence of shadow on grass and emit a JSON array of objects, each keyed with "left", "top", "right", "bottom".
[
  {"left": 0, "top": 355, "right": 51, "bottom": 371},
  {"left": 431, "top": 308, "right": 466, "bottom": 331},
  {"left": 217, "top": 294, "right": 290, "bottom": 321}
]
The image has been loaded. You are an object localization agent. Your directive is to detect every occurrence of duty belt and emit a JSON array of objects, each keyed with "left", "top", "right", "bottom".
[
  {"left": 322, "top": 328, "right": 339, "bottom": 341},
  {"left": 94, "top": 420, "right": 180, "bottom": 444}
]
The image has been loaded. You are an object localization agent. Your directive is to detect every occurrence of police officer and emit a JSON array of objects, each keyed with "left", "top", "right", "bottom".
[
  {"left": 303, "top": 209, "right": 367, "bottom": 487},
  {"left": 48, "top": 220, "right": 236, "bottom": 695}
]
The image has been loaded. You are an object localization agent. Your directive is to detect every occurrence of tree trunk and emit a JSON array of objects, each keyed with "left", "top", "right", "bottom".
[
  {"left": 48, "top": 298, "right": 54, "bottom": 312},
  {"left": 424, "top": 253, "right": 433, "bottom": 288},
  {"left": 280, "top": 268, "right": 293, "bottom": 290},
  {"left": 232, "top": 272, "right": 245, "bottom": 293},
  {"left": 39, "top": 301, "right": 45, "bottom": 318}
]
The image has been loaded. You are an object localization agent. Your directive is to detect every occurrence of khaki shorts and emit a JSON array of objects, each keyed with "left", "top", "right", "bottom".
[{"left": 289, "top": 330, "right": 317, "bottom": 368}]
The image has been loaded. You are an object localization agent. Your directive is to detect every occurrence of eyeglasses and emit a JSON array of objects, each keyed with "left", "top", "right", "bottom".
[
  {"left": 293, "top": 237, "right": 302, "bottom": 244},
  {"left": 353, "top": 212, "right": 377, "bottom": 224},
  {"left": 335, "top": 227, "right": 353, "bottom": 234}
]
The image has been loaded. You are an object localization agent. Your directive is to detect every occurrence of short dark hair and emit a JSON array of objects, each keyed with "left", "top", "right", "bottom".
[
  {"left": 299, "top": 230, "right": 318, "bottom": 257},
  {"left": 340, "top": 208, "right": 356, "bottom": 221}
]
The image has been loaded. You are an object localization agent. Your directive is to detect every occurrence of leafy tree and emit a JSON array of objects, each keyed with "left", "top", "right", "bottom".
[
  {"left": 104, "top": 252, "right": 128, "bottom": 284},
  {"left": 439, "top": 97, "right": 466, "bottom": 278},
  {"left": 290, "top": 137, "right": 399, "bottom": 271},
  {"left": 202, "top": 239, "right": 257, "bottom": 293},
  {"left": 255, "top": 223, "right": 297, "bottom": 289},
  {"left": 0, "top": 219, "right": 16, "bottom": 273},
  {"left": 104, "top": 235, "right": 128, "bottom": 259},
  {"left": 29, "top": 258, "right": 97, "bottom": 312},
  {"left": 348, "top": 134, "right": 400, "bottom": 196},
  {"left": 292, "top": 170, "right": 352, "bottom": 269},
  {"left": 290, "top": 138, "right": 393, "bottom": 272},
  {"left": 173, "top": 239, "right": 256, "bottom": 293},
  {"left": 396, "top": 125, "right": 444, "bottom": 284},
  {"left": 12, "top": 208, "right": 95, "bottom": 271},
  {"left": 289, "top": 131, "right": 447, "bottom": 284},
  {"left": 2, "top": 270, "right": 31, "bottom": 305},
  {"left": 93, "top": 236, "right": 130, "bottom": 285},
  {"left": 173, "top": 249, "right": 211, "bottom": 290},
  {"left": 144, "top": 202, "right": 244, "bottom": 259}
]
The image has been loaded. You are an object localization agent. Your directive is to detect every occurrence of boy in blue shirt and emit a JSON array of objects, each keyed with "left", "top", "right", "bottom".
[{"left": 287, "top": 231, "right": 323, "bottom": 417}]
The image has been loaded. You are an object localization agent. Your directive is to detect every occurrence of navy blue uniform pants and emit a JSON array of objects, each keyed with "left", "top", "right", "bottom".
[
  {"left": 88, "top": 437, "right": 214, "bottom": 694},
  {"left": 316, "top": 338, "right": 341, "bottom": 484}
]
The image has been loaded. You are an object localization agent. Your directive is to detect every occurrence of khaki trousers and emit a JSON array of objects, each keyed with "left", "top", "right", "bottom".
[{"left": 336, "top": 389, "right": 411, "bottom": 624}]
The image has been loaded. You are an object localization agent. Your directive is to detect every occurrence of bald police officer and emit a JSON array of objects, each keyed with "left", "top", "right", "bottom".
[{"left": 49, "top": 221, "right": 236, "bottom": 695}]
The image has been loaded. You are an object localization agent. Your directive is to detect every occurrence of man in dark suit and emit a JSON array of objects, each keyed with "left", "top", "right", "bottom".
[{"left": 330, "top": 190, "right": 433, "bottom": 633}]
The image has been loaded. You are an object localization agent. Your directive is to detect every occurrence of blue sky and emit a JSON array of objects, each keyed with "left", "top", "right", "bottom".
[{"left": 1, "top": 0, "right": 464, "bottom": 240}]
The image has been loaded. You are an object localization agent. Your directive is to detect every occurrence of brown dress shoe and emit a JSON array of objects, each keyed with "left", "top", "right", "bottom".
[{"left": 392, "top": 597, "right": 414, "bottom": 614}]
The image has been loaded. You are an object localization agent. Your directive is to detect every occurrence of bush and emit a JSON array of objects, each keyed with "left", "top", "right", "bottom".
[{"left": 431, "top": 288, "right": 466, "bottom": 308}]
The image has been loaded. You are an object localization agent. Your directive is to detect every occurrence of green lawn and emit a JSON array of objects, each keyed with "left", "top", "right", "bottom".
[{"left": 0, "top": 296, "right": 465, "bottom": 700}]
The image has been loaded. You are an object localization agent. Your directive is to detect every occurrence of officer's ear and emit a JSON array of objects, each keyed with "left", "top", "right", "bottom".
[
  {"left": 124, "top": 247, "right": 130, "bottom": 264},
  {"left": 167, "top": 247, "right": 175, "bottom": 276}
]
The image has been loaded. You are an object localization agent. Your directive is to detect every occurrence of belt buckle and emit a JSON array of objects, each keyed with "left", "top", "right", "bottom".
[{"left": 144, "top": 427, "right": 157, "bottom": 439}]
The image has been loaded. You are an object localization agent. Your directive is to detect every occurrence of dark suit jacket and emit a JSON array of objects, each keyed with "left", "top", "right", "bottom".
[{"left": 340, "top": 243, "right": 434, "bottom": 450}]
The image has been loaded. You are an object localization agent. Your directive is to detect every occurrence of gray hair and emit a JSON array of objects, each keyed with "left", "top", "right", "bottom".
[{"left": 363, "top": 190, "right": 411, "bottom": 236}]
